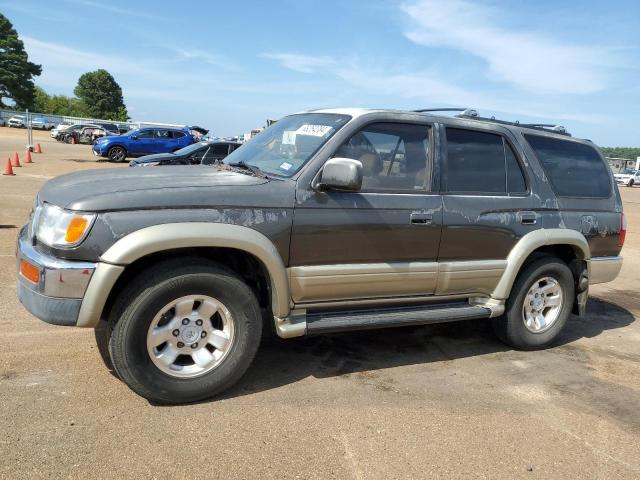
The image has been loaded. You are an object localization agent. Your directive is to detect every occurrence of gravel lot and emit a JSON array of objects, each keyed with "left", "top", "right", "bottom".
[{"left": 1, "top": 127, "right": 639, "bottom": 479}]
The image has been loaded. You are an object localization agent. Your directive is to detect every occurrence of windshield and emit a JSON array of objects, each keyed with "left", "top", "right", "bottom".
[
  {"left": 223, "top": 113, "right": 351, "bottom": 177},
  {"left": 621, "top": 168, "right": 637, "bottom": 175},
  {"left": 175, "top": 143, "right": 207, "bottom": 155}
]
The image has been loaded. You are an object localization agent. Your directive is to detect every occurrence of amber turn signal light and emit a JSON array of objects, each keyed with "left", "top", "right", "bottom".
[
  {"left": 65, "top": 216, "right": 89, "bottom": 244},
  {"left": 20, "top": 259, "right": 40, "bottom": 284}
]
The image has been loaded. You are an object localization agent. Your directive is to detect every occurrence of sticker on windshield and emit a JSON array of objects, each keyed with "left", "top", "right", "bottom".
[
  {"left": 295, "top": 124, "right": 332, "bottom": 137},
  {"left": 279, "top": 162, "right": 293, "bottom": 172},
  {"left": 282, "top": 131, "right": 297, "bottom": 145}
]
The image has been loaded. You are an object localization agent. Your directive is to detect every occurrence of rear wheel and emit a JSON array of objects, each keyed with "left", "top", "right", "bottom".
[
  {"left": 108, "top": 260, "right": 262, "bottom": 404},
  {"left": 108, "top": 146, "right": 127, "bottom": 162},
  {"left": 492, "top": 257, "right": 574, "bottom": 350}
]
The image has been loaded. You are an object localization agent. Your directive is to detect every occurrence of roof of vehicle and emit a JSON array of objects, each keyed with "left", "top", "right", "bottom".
[{"left": 307, "top": 107, "right": 584, "bottom": 142}]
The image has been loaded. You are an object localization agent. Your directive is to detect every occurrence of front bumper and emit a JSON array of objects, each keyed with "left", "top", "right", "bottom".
[
  {"left": 92, "top": 144, "right": 108, "bottom": 157},
  {"left": 16, "top": 226, "right": 96, "bottom": 326}
]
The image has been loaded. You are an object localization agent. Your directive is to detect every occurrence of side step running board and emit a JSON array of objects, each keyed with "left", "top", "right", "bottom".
[{"left": 305, "top": 302, "right": 492, "bottom": 335}]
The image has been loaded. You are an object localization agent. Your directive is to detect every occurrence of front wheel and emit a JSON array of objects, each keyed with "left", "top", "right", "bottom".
[
  {"left": 108, "top": 146, "right": 127, "bottom": 162},
  {"left": 492, "top": 257, "right": 574, "bottom": 350},
  {"left": 108, "top": 260, "right": 262, "bottom": 404},
  {"left": 629, "top": 180, "right": 635, "bottom": 187}
]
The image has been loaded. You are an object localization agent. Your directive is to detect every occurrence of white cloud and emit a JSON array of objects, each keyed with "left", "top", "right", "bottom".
[
  {"left": 401, "top": 0, "right": 615, "bottom": 94},
  {"left": 262, "top": 52, "right": 606, "bottom": 125},
  {"left": 171, "top": 47, "right": 240, "bottom": 71},
  {"left": 63, "top": 0, "right": 161, "bottom": 20},
  {"left": 261, "top": 53, "right": 336, "bottom": 73}
]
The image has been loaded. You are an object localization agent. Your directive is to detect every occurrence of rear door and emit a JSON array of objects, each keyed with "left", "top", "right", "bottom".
[{"left": 437, "top": 124, "right": 538, "bottom": 296}]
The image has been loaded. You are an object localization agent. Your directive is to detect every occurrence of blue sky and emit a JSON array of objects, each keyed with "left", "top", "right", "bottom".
[{"left": 4, "top": 0, "right": 639, "bottom": 145}]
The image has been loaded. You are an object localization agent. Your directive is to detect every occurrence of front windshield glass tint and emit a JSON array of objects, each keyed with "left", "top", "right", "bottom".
[
  {"left": 622, "top": 168, "right": 637, "bottom": 175},
  {"left": 223, "top": 113, "right": 351, "bottom": 177}
]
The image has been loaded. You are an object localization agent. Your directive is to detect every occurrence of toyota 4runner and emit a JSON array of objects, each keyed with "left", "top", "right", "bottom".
[{"left": 16, "top": 108, "right": 625, "bottom": 404}]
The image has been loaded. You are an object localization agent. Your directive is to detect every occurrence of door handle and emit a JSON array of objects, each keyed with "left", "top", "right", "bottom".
[
  {"left": 410, "top": 213, "right": 433, "bottom": 225},
  {"left": 517, "top": 211, "right": 538, "bottom": 225}
]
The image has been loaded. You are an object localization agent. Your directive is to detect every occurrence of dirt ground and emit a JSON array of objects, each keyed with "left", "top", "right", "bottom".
[{"left": 1, "top": 127, "right": 639, "bottom": 479}]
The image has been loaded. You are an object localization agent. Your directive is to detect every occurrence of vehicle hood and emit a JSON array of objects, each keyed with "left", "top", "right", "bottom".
[{"left": 37, "top": 166, "right": 288, "bottom": 212}]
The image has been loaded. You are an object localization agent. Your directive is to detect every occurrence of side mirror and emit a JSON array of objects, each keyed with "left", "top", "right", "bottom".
[{"left": 318, "top": 158, "right": 363, "bottom": 192}]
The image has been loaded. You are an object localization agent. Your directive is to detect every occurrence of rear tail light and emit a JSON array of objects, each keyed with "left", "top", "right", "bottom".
[{"left": 619, "top": 212, "right": 627, "bottom": 247}]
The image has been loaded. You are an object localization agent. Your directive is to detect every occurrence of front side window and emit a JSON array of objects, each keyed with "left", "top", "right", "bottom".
[
  {"left": 525, "top": 134, "right": 611, "bottom": 198},
  {"left": 334, "top": 122, "right": 431, "bottom": 192},
  {"left": 136, "top": 129, "right": 155, "bottom": 139},
  {"left": 223, "top": 113, "right": 351, "bottom": 177}
]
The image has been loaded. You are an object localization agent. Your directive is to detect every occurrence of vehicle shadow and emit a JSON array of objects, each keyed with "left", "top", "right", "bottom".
[
  {"left": 217, "top": 297, "right": 635, "bottom": 402},
  {"left": 93, "top": 297, "right": 635, "bottom": 403}
]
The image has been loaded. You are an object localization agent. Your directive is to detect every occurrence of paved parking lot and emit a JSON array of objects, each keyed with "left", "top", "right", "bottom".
[{"left": 1, "top": 128, "right": 639, "bottom": 479}]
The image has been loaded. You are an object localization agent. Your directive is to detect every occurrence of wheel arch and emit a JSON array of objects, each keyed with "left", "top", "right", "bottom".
[
  {"left": 76, "top": 223, "right": 290, "bottom": 328},
  {"left": 492, "top": 228, "right": 590, "bottom": 300}
]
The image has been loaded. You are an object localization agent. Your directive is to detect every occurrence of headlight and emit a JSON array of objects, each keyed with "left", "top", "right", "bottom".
[{"left": 35, "top": 203, "right": 96, "bottom": 247}]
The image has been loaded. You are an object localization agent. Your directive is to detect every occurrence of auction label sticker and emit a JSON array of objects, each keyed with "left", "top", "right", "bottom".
[
  {"left": 295, "top": 124, "right": 332, "bottom": 137},
  {"left": 279, "top": 161, "right": 293, "bottom": 172}
]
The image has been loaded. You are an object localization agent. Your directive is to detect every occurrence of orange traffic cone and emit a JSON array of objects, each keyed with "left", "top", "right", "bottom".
[
  {"left": 35, "top": 143, "right": 42, "bottom": 153},
  {"left": 25, "top": 149, "right": 33, "bottom": 164},
  {"left": 3, "top": 158, "right": 15, "bottom": 176},
  {"left": 11, "top": 152, "right": 21, "bottom": 167}
]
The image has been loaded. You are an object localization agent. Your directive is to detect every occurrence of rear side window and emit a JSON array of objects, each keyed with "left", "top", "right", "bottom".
[
  {"left": 171, "top": 131, "right": 186, "bottom": 139},
  {"left": 525, "top": 135, "right": 611, "bottom": 198},
  {"left": 445, "top": 128, "right": 527, "bottom": 194}
]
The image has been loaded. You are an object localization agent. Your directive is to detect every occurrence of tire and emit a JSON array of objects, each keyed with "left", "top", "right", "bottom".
[
  {"left": 629, "top": 180, "right": 635, "bottom": 187},
  {"left": 492, "top": 257, "right": 574, "bottom": 350},
  {"left": 108, "top": 259, "right": 262, "bottom": 404},
  {"left": 108, "top": 146, "right": 127, "bottom": 162}
]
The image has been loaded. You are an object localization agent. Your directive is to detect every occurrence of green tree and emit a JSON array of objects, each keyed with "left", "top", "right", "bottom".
[
  {"left": 0, "top": 13, "right": 42, "bottom": 109},
  {"left": 600, "top": 147, "right": 640, "bottom": 161},
  {"left": 73, "top": 69, "right": 128, "bottom": 120},
  {"left": 32, "top": 86, "right": 50, "bottom": 112}
]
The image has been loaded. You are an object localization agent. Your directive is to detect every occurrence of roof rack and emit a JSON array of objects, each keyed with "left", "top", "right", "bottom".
[{"left": 412, "top": 107, "right": 571, "bottom": 136}]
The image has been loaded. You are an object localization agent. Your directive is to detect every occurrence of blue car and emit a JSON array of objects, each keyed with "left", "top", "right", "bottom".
[{"left": 92, "top": 127, "right": 198, "bottom": 162}]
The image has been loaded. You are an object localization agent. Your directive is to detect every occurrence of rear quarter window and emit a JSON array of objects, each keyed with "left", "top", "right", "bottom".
[{"left": 525, "top": 134, "right": 611, "bottom": 198}]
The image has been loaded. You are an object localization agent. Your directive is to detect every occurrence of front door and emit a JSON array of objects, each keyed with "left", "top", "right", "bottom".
[
  {"left": 130, "top": 129, "right": 156, "bottom": 155},
  {"left": 289, "top": 122, "right": 443, "bottom": 304}
]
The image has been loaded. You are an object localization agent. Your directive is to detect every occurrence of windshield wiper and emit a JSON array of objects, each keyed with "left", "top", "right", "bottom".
[{"left": 226, "top": 161, "right": 270, "bottom": 179}]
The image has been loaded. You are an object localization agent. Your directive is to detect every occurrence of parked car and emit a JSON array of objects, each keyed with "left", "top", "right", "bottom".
[
  {"left": 57, "top": 124, "right": 100, "bottom": 142},
  {"left": 129, "top": 140, "right": 241, "bottom": 167},
  {"left": 50, "top": 121, "right": 74, "bottom": 139},
  {"left": 8, "top": 115, "right": 26, "bottom": 128},
  {"left": 92, "top": 127, "right": 197, "bottom": 162},
  {"left": 31, "top": 116, "right": 57, "bottom": 130},
  {"left": 64, "top": 126, "right": 114, "bottom": 144},
  {"left": 117, "top": 125, "right": 131, "bottom": 134},
  {"left": 16, "top": 107, "right": 624, "bottom": 404},
  {"left": 614, "top": 168, "right": 640, "bottom": 187},
  {"left": 92, "top": 122, "right": 120, "bottom": 134}
]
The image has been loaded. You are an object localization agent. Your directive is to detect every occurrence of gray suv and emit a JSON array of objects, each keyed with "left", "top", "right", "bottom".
[{"left": 16, "top": 108, "right": 625, "bottom": 404}]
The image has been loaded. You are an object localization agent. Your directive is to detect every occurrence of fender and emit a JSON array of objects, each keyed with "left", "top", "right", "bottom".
[
  {"left": 491, "top": 228, "right": 590, "bottom": 300},
  {"left": 76, "top": 223, "right": 290, "bottom": 328}
]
